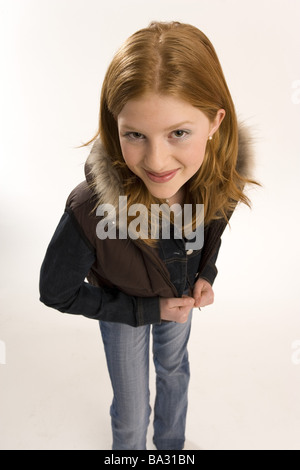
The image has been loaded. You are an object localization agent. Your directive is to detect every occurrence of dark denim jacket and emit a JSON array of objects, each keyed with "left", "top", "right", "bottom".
[{"left": 39, "top": 211, "right": 220, "bottom": 327}]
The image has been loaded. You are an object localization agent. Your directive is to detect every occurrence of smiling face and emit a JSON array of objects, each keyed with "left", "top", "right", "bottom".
[{"left": 117, "top": 93, "right": 225, "bottom": 205}]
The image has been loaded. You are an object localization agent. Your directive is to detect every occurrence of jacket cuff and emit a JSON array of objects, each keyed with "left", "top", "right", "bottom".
[
  {"left": 197, "top": 261, "right": 218, "bottom": 286},
  {"left": 136, "top": 296, "right": 161, "bottom": 326}
]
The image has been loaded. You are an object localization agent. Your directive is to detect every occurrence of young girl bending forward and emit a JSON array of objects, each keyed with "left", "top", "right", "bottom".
[{"left": 40, "top": 21, "right": 255, "bottom": 450}]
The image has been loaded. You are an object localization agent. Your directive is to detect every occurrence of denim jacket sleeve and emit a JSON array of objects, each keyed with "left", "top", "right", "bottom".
[
  {"left": 197, "top": 238, "right": 221, "bottom": 286},
  {"left": 39, "top": 211, "right": 160, "bottom": 327}
]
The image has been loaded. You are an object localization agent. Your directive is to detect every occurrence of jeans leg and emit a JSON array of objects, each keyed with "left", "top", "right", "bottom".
[
  {"left": 99, "top": 321, "right": 151, "bottom": 450},
  {"left": 152, "top": 313, "right": 192, "bottom": 450}
]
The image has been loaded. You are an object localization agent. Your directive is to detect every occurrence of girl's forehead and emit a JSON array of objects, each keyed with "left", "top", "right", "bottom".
[{"left": 117, "top": 93, "right": 207, "bottom": 124}]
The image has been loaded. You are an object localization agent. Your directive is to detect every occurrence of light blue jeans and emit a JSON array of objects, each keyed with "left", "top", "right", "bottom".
[{"left": 99, "top": 313, "right": 192, "bottom": 450}]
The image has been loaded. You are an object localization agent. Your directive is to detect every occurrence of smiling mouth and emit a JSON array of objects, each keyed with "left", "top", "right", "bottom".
[{"left": 145, "top": 169, "right": 178, "bottom": 183}]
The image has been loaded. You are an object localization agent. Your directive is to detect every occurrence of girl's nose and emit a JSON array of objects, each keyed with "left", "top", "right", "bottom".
[{"left": 144, "top": 140, "right": 170, "bottom": 172}]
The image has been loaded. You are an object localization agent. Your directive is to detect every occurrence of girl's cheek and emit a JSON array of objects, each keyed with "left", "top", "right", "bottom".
[{"left": 122, "top": 147, "right": 142, "bottom": 167}]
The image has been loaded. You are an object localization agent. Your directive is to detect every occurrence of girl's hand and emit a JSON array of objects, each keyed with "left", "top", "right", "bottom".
[
  {"left": 160, "top": 296, "right": 195, "bottom": 323},
  {"left": 193, "top": 278, "right": 214, "bottom": 308}
]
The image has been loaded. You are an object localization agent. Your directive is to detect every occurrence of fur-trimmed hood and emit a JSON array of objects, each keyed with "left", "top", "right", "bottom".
[{"left": 85, "top": 125, "right": 253, "bottom": 206}]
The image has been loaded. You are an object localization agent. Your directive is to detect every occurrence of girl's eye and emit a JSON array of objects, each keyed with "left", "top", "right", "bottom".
[
  {"left": 124, "top": 132, "right": 145, "bottom": 140},
  {"left": 172, "top": 130, "right": 189, "bottom": 138}
]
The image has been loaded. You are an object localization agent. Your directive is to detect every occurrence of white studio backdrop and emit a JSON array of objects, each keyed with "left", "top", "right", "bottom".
[{"left": 0, "top": 0, "right": 300, "bottom": 450}]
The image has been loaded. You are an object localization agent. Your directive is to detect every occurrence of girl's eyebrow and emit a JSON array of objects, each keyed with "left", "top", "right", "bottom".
[
  {"left": 119, "top": 124, "right": 143, "bottom": 132},
  {"left": 164, "top": 121, "right": 194, "bottom": 131},
  {"left": 119, "top": 121, "right": 194, "bottom": 132}
]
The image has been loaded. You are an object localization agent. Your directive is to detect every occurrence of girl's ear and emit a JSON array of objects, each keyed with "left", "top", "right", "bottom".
[{"left": 209, "top": 109, "right": 226, "bottom": 137}]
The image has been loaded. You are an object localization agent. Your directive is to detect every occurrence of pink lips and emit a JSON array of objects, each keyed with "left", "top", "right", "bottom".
[{"left": 145, "top": 169, "right": 178, "bottom": 183}]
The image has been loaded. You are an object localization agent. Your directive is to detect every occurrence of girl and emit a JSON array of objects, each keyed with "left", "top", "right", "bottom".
[{"left": 40, "top": 21, "right": 255, "bottom": 450}]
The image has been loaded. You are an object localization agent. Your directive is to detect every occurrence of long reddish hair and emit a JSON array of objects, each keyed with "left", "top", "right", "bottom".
[{"left": 87, "top": 21, "right": 257, "bottom": 231}]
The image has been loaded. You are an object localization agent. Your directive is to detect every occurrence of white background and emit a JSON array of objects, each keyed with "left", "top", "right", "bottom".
[{"left": 0, "top": 0, "right": 300, "bottom": 450}]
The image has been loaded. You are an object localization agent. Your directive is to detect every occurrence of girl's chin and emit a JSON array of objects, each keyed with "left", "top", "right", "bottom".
[
  {"left": 147, "top": 188, "right": 184, "bottom": 205},
  {"left": 147, "top": 189, "right": 176, "bottom": 201}
]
